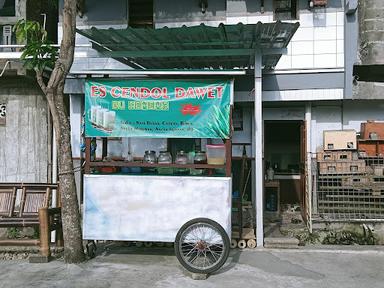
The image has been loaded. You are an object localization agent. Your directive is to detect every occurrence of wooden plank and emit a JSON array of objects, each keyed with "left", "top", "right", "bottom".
[{"left": 85, "top": 138, "right": 91, "bottom": 174}]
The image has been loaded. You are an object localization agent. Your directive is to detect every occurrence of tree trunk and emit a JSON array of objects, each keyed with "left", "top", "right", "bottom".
[
  {"left": 35, "top": 0, "right": 85, "bottom": 263},
  {"left": 56, "top": 89, "right": 85, "bottom": 263}
]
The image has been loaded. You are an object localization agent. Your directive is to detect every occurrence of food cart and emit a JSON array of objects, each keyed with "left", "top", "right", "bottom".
[{"left": 82, "top": 78, "right": 233, "bottom": 274}]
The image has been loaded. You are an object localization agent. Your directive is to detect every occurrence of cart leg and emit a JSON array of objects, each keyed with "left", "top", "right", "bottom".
[{"left": 85, "top": 240, "right": 97, "bottom": 258}]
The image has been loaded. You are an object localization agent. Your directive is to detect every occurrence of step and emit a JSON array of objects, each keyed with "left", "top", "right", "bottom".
[
  {"left": 264, "top": 223, "right": 281, "bottom": 237},
  {"left": 264, "top": 237, "right": 300, "bottom": 249}
]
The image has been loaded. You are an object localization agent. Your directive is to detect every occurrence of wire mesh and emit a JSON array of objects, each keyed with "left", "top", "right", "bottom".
[{"left": 312, "top": 155, "right": 384, "bottom": 221}]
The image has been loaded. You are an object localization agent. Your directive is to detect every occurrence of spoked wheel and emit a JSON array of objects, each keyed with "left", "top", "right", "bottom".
[{"left": 175, "top": 218, "right": 230, "bottom": 274}]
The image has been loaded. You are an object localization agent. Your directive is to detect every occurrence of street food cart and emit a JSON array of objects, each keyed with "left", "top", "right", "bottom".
[{"left": 82, "top": 78, "right": 233, "bottom": 274}]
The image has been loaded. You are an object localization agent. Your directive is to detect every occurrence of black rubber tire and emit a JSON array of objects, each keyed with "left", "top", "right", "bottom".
[{"left": 174, "top": 218, "right": 230, "bottom": 274}]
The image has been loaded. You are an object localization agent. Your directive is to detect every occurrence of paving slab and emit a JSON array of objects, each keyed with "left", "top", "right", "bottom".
[{"left": 0, "top": 245, "right": 384, "bottom": 288}]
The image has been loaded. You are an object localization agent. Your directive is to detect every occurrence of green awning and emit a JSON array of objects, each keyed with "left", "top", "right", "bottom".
[{"left": 77, "top": 22, "right": 299, "bottom": 70}]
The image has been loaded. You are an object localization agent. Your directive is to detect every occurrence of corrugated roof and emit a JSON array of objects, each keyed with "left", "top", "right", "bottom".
[{"left": 77, "top": 22, "right": 299, "bottom": 70}]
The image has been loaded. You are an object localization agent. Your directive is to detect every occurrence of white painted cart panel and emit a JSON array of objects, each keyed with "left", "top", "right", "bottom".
[{"left": 83, "top": 174, "right": 232, "bottom": 242}]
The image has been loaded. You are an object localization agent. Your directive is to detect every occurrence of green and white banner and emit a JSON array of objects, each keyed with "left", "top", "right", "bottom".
[{"left": 85, "top": 79, "right": 231, "bottom": 139}]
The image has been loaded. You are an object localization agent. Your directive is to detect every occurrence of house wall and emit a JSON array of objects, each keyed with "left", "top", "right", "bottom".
[
  {"left": 0, "top": 78, "right": 49, "bottom": 182},
  {"left": 155, "top": 0, "right": 345, "bottom": 70},
  {"left": 309, "top": 100, "right": 384, "bottom": 152},
  {"left": 0, "top": 0, "right": 26, "bottom": 26},
  {"left": 62, "top": 0, "right": 347, "bottom": 76}
]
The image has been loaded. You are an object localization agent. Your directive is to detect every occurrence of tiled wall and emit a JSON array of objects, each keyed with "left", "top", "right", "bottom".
[
  {"left": 157, "top": 0, "right": 345, "bottom": 70},
  {"left": 226, "top": 11, "right": 344, "bottom": 70},
  {"left": 225, "top": 1, "right": 345, "bottom": 70},
  {"left": 276, "top": 10, "right": 344, "bottom": 70}
]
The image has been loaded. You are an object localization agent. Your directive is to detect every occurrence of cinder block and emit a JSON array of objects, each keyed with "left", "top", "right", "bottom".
[
  {"left": 373, "top": 166, "right": 384, "bottom": 176},
  {"left": 317, "top": 151, "right": 356, "bottom": 161}
]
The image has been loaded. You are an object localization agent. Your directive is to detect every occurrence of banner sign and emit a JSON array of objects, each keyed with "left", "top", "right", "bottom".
[{"left": 85, "top": 79, "right": 231, "bottom": 138}]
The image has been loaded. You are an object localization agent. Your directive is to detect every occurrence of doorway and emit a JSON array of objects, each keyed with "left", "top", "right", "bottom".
[{"left": 264, "top": 120, "right": 306, "bottom": 224}]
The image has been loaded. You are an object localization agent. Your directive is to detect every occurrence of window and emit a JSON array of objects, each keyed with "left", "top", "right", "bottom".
[
  {"left": 273, "top": 0, "right": 298, "bottom": 21},
  {"left": 233, "top": 107, "right": 243, "bottom": 131},
  {"left": 0, "top": 0, "right": 16, "bottom": 17}
]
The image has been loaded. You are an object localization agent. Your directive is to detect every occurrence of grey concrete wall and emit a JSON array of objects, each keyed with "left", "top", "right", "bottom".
[{"left": 0, "top": 77, "right": 49, "bottom": 182}]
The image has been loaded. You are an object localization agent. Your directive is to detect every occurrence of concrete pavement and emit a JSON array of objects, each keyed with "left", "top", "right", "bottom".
[{"left": 1, "top": 244, "right": 384, "bottom": 288}]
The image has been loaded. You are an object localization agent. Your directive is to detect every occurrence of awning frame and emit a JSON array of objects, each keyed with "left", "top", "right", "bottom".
[{"left": 77, "top": 22, "right": 299, "bottom": 71}]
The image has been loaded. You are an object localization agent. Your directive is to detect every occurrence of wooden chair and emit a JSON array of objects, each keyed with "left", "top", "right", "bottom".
[
  {"left": 0, "top": 183, "right": 62, "bottom": 259},
  {"left": 0, "top": 187, "right": 17, "bottom": 218}
]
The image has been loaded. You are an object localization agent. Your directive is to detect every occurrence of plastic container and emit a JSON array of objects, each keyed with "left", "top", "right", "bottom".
[
  {"left": 99, "top": 166, "right": 117, "bottom": 174},
  {"left": 121, "top": 166, "right": 143, "bottom": 174},
  {"left": 206, "top": 144, "right": 226, "bottom": 165}
]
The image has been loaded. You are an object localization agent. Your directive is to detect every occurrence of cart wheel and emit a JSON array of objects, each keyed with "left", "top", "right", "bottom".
[
  {"left": 86, "top": 240, "right": 97, "bottom": 258},
  {"left": 144, "top": 242, "right": 153, "bottom": 247},
  {"left": 237, "top": 239, "right": 247, "bottom": 249},
  {"left": 247, "top": 239, "right": 257, "bottom": 249},
  {"left": 230, "top": 239, "right": 238, "bottom": 249},
  {"left": 175, "top": 218, "right": 230, "bottom": 274}
]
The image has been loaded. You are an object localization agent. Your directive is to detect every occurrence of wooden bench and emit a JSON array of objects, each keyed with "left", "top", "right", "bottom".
[{"left": 0, "top": 183, "right": 63, "bottom": 256}]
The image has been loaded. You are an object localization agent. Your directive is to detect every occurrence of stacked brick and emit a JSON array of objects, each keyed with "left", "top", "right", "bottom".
[{"left": 316, "top": 126, "right": 384, "bottom": 219}]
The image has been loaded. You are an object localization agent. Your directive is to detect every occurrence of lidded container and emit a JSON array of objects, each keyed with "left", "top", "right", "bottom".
[
  {"left": 194, "top": 151, "right": 207, "bottom": 164},
  {"left": 191, "top": 151, "right": 207, "bottom": 176},
  {"left": 175, "top": 151, "right": 189, "bottom": 175},
  {"left": 143, "top": 150, "right": 156, "bottom": 163},
  {"left": 206, "top": 144, "right": 226, "bottom": 165},
  {"left": 157, "top": 151, "right": 173, "bottom": 175},
  {"left": 158, "top": 151, "right": 172, "bottom": 164},
  {"left": 175, "top": 151, "right": 188, "bottom": 164}
]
